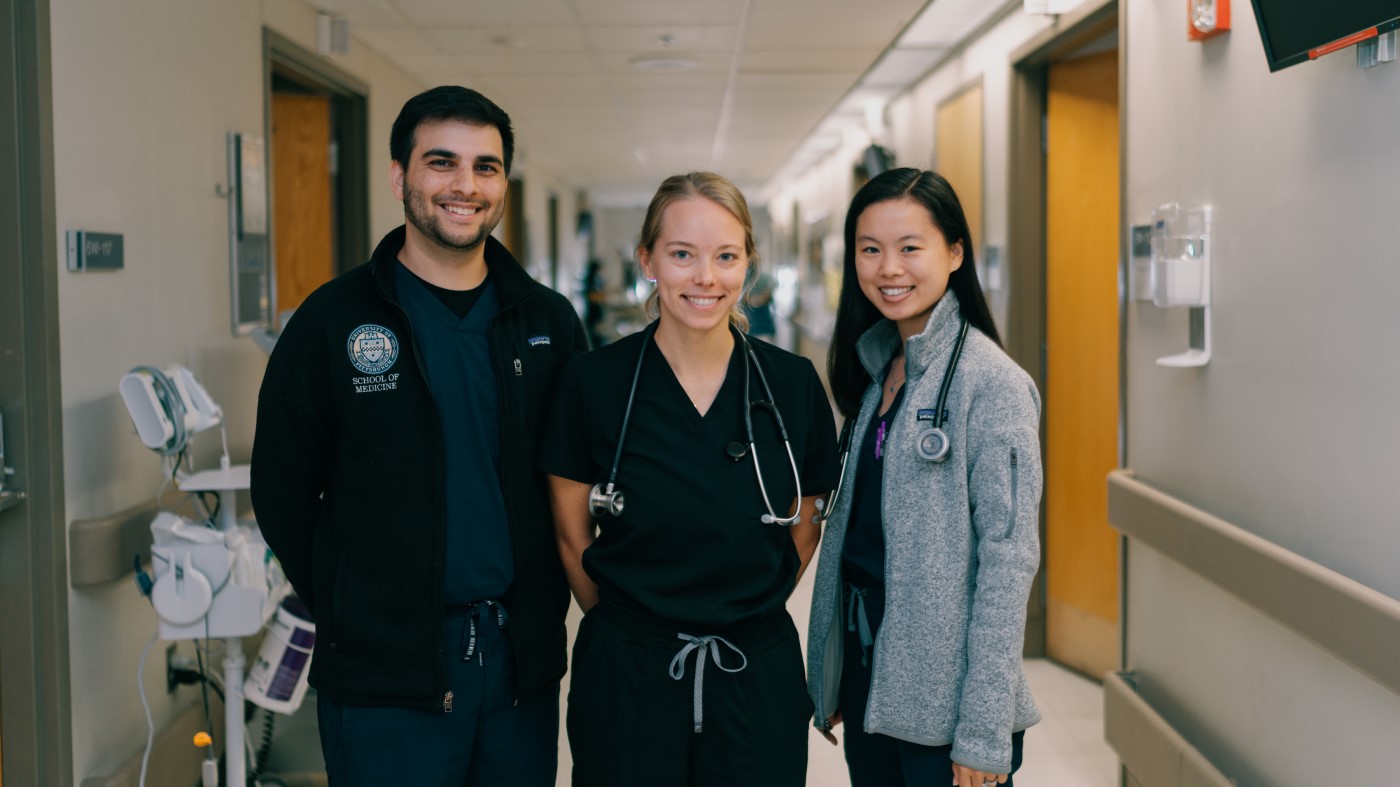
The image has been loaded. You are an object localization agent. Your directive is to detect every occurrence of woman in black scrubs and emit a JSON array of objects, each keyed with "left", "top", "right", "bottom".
[{"left": 541, "top": 171, "right": 838, "bottom": 787}]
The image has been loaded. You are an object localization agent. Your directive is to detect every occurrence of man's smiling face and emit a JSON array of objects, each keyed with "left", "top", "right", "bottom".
[{"left": 391, "top": 120, "right": 507, "bottom": 254}]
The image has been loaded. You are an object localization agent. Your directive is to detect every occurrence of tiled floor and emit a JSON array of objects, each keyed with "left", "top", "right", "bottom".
[{"left": 555, "top": 568, "right": 1120, "bottom": 786}]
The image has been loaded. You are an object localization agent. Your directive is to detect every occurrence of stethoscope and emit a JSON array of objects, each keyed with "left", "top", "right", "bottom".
[
  {"left": 589, "top": 322, "right": 805, "bottom": 527},
  {"left": 813, "top": 319, "right": 970, "bottom": 526}
]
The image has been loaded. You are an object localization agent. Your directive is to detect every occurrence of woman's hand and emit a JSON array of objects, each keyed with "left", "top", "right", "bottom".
[
  {"left": 819, "top": 711, "right": 842, "bottom": 746},
  {"left": 952, "top": 762, "right": 1007, "bottom": 786}
]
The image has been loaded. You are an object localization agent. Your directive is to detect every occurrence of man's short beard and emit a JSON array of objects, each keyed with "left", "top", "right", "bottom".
[{"left": 402, "top": 182, "right": 499, "bottom": 252}]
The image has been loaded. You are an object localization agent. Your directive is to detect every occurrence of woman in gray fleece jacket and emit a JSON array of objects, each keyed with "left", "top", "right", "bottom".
[{"left": 807, "top": 168, "right": 1042, "bottom": 787}]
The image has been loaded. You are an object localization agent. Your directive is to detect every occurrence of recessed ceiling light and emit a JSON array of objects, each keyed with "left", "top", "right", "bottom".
[
  {"left": 629, "top": 33, "right": 698, "bottom": 72},
  {"left": 628, "top": 54, "right": 699, "bottom": 72}
]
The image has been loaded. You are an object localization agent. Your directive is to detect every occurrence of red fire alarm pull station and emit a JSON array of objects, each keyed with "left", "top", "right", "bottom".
[{"left": 1189, "top": 0, "right": 1230, "bottom": 40}]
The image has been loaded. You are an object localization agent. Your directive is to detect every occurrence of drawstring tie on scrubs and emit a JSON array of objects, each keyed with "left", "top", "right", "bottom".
[
  {"left": 668, "top": 634, "right": 748, "bottom": 733},
  {"left": 845, "top": 584, "right": 875, "bottom": 667},
  {"left": 459, "top": 600, "right": 508, "bottom": 664}
]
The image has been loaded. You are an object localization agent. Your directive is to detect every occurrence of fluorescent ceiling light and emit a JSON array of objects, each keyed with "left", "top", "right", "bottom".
[
  {"left": 628, "top": 53, "right": 700, "bottom": 71},
  {"left": 898, "top": 0, "right": 1009, "bottom": 47},
  {"left": 862, "top": 47, "right": 949, "bottom": 86}
]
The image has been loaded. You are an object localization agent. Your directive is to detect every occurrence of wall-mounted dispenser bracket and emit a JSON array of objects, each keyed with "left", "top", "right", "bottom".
[{"left": 1150, "top": 203, "right": 1212, "bottom": 367}]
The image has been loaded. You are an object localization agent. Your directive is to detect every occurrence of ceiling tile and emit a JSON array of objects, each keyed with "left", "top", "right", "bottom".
[
  {"left": 570, "top": 0, "right": 746, "bottom": 26},
  {"left": 425, "top": 26, "right": 588, "bottom": 54},
  {"left": 740, "top": 50, "right": 875, "bottom": 73},
  {"left": 592, "top": 51, "right": 733, "bottom": 76},
  {"left": 745, "top": 1, "right": 917, "bottom": 50},
  {"left": 353, "top": 27, "right": 436, "bottom": 55},
  {"left": 603, "top": 74, "right": 730, "bottom": 93},
  {"left": 583, "top": 25, "right": 738, "bottom": 52},
  {"left": 736, "top": 73, "right": 855, "bottom": 92},
  {"left": 392, "top": 0, "right": 575, "bottom": 27},
  {"left": 446, "top": 51, "right": 598, "bottom": 77}
]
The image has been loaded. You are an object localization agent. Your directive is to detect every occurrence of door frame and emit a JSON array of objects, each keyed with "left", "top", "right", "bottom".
[
  {"left": 1006, "top": 0, "right": 1122, "bottom": 662},
  {"left": 263, "top": 28, "right": 369, "bottom": 317},
  {"left": 0, "top": 0, "right": 73, "bottom": 784}
]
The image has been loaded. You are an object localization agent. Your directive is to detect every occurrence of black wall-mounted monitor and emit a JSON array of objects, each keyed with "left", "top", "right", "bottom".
[{"left": 1249, "top": 0, "right": 1400, "bottom": 71}]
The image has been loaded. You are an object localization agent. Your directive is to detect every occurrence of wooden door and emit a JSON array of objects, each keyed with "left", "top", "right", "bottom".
[
  {"left": 1045, "top": 48, "right": 1120, "bottom": 679},
  {"left": 934, "top": 83, "right": 983, "bottom": 248},
  {"left": 271, "top": 93, "right": 334, "bottom": 313}
]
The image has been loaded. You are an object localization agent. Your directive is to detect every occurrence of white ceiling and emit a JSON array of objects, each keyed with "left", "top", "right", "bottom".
[{"left": 310, "top": 0, "right": 1012, "bottom": 204}]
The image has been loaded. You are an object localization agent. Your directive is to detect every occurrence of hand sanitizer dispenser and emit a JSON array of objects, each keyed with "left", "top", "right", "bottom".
[{"left": 1149, "top": 203, "right": 1212, "bottom": 366}]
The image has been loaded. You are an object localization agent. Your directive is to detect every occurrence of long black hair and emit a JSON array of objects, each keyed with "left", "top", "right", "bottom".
[{"left": 827, "top": 168, "right": 1002, "bottom": 418}]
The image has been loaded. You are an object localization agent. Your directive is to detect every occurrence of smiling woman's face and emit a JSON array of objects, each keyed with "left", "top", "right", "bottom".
[
  {"left": 854, "top": 197, "right": 963, "bottom": 339},
  {"left": 638, "top": 197, "right": 749, "bottom": 338}
]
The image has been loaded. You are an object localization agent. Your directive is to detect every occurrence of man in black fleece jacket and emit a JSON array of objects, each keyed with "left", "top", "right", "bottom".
[{"left": 252, "top": 86, "right": 586, "bottom": 786}]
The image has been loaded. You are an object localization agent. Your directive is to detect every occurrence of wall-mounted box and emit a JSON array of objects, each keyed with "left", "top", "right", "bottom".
[
  {"left": 1150, "top": 203, "right": 1212, "bottom": 367},
  {"left": 66, "top": 230, "right": 124, "bottom": 271}
]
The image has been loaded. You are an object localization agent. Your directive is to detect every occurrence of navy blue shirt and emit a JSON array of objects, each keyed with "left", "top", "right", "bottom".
[
  {"left": 841, "top": 381, "right": 906, "bottom": 587},
  {"left": 395, "top": 263, "right": 513, "bottom": 605}
]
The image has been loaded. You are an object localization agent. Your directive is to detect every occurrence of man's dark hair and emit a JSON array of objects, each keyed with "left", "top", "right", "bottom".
[{"left": 390, "top": 85, "right": 515, "bottom": 174}]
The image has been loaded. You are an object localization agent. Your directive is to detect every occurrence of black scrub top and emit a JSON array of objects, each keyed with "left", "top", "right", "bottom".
[{"left": 540, "top": 328, "right": 839, "bottom": 627}]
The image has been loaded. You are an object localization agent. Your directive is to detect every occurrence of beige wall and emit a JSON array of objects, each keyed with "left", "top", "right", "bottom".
[
  {"left": 1122, "top": 2, "right": 1400, "bottom": 783},
  {"left": 48, "top": 0, "right": 576, "bottom": 778}
]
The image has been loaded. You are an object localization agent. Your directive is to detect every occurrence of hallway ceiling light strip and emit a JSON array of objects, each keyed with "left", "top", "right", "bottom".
[{"left": 709, "top": 0, "right": 754, "bottom": 170}]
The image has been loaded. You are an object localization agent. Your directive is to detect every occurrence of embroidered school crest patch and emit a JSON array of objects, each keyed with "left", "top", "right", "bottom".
[{"left": 347, "top": 324, "right": 399, "bottom": 374}]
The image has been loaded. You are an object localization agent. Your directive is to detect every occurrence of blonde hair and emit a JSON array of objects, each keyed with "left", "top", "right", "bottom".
[{"left": 638, "top": 172, "right": 758, "bottom": 332}]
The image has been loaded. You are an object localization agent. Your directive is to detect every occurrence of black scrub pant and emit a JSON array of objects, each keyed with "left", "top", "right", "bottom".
[
  {"left": 317, "top": 603, "right": 559, "bottom": 786},
  {"left": 840, "top": 581, "right": 1025, "bottom": 787},
  {"left": 566, "top": 600, "right": 810, "bottom": 787}
]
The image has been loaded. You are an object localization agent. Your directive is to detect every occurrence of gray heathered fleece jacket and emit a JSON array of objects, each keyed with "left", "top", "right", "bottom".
[{"left": 806, "top": 292, "right": 1043, "bottom": 774}]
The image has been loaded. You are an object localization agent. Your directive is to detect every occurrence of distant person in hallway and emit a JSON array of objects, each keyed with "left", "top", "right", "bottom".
[
  {"left": 741, "top": 265, "right": 777, "bottom": 342},
  {"left": 806, "top": 168, "right": 1042, "bottom": 787},
  {"left": 583, "top": 258, "right": 607, "bottom": 347},
  {"left": 541, "top": 172, "right": 839, "bottom": 786},
  {"left": 252, "top": 85, "right": 586, "bottom": 787}
]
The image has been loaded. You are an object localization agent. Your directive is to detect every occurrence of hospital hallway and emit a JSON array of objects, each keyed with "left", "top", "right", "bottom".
[{"left": 5, "top": 0, "right": 1400, "bottom": 785}]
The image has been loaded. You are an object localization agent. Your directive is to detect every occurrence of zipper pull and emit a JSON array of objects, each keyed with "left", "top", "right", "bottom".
[
  {"left": 443, "top": 690, "right": 454, "bottom": 713},
  {"left": 513, "top": 358, "right": 522, "bottom": 376},
  {"left": 1010, "top": 448, "right": 1018, "bottom": 466}
]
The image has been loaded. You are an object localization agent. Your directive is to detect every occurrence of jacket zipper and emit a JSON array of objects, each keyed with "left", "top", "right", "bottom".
[
  {"left": 381, "top": 294, "right": 449, "bottom": 706},
  {"left": 488, "top": 306, "right": 531, "bottom": 705},
  {"left": 1005, "top": 448, "right": 1019, "bottom": 540}
]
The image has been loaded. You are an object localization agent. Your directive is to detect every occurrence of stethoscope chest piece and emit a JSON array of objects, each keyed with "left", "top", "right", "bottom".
[
  {"left": 915, "top": 427, "right": 951, "bottom": 463},
  {"left": 726, "top": 441, "right": 748, "bottom": 462},
  {"left": 589, "top": 483, "right": 625, "bottom": 517}
]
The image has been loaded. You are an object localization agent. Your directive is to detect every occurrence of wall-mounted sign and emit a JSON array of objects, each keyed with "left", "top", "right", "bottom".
[{"left": 65, "top": 230, "right": 124, "bottom": 271}]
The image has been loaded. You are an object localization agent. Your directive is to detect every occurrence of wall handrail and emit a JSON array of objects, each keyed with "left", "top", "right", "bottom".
[
  {"left": 1104, "top": 671, "right": 1235, "bottom": 787},
  {"left": 1108, "top": 469, "right": 1400, "bottom": 698}
]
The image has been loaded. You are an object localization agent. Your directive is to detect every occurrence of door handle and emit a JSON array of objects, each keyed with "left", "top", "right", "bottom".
[{"left": 0, "top": 411, "right": 23, "bottom": 514}]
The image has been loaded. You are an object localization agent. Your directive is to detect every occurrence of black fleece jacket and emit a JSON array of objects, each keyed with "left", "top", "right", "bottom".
[{"left": 251, "top": 227, "right": 587, "bottom": 708}]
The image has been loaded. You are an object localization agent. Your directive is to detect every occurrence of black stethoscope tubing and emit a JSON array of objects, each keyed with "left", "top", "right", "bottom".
[
  {"left": 589, "top": 323, "right": 804, "bottom": 526},
  {"left": 813, "top": 319, "right": 969, "bottom": 526}
]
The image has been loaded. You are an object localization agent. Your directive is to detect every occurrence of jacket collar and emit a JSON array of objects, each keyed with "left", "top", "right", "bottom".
[
  {"left": 856, "top": 291, "right": 964, "bottom": 380},
  {"left": 368, "top": 225, "right": 538, "bottom": 309}
]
